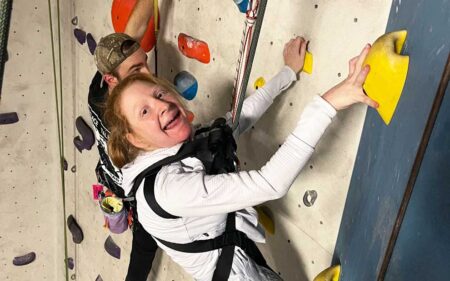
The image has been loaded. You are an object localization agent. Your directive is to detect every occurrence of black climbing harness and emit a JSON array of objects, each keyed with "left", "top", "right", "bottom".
[{"left": 128, "top": 118, "right": 269, "bottom": 281}]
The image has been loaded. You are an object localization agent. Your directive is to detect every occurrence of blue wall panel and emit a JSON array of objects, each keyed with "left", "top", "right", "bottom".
[
  {"left": 333, "top": 1, "right": 450, "bottom": 280},
  {"left": 384, "top": 78, "right": 450, "bottom": 280}
]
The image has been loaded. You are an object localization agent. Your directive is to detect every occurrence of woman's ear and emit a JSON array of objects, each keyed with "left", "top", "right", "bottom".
[{"left": 126, "top": 132, "right": 146, "bottom": 150}]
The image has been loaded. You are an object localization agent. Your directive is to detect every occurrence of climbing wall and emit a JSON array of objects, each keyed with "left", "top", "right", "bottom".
[
  {"left": 334, "top": 1, "right": 450, "bottom": 280},
  {"left": 1, "top": 0, "right": 395, "bottom": 281},
  {"left": 0, "top": 0, "right": 67, "bottom": 280},
  {"left": 157, "top": 0, "right": 392, "bottom": 280},
  {"left": 65, "top": 0, "right": 170, "bottom": 280}
]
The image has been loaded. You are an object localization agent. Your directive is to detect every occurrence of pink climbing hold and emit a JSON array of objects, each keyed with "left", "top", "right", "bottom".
[{"left": 92, "top": 184, "right": 104, "bottom": 200}]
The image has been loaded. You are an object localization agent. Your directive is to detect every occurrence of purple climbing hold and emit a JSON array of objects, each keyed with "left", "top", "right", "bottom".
[
  {"left": 86, "top": 33, "right": 97, "bottom": 55},
  {"left": 67, "top": 215, "right": 84, "bottom": 244},
  {"left": 0, "top": 112, "right": 19, "bottom": 125},
  {"left": 74, "top": 116, "right": 95, "bottom": 153},
  {"left": 95, "top": 275, "right": 103, "bottom": 281},
  {"left": 74, "top": 28, "right": 86, "bottom": 45},
  {"left": 104, "top": 235, "right": 121, "bottom": 259},
  {"left": 66, "top": 257, "right": 74, "bottom": 270},
  {"left": 63, "top": 158, "right": 68, "bottom": 171},
  {"left": 12, "top": 252, "right": 36, "bottom": 266}
]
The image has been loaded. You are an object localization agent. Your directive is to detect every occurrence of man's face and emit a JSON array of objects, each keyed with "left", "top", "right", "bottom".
[{"left": 115, "top": 48, "right": 150, "bottom": 81}]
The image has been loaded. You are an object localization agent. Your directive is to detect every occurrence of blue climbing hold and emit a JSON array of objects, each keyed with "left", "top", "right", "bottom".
[
  {"left": 174, "top": 71, "right": 198, "bottom": 101},
  {"left": 233, "top": 0, "right": 250, "bottom": 13}
]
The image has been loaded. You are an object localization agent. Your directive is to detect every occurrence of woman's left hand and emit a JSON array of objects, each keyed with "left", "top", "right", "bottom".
[{"left": 322, "top": 44, "right": 379, "bottom": 110}]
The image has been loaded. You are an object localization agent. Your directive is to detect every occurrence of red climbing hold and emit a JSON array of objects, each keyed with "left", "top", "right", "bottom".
[
  {"left": 186, "top": 111, "right": 195, "bottom": 123},
  {"left": 111, "top": 0, "right": 158, "bottom": 52},
  {"left": 178, "top": 33, "right": 210, "bottom": 64}
]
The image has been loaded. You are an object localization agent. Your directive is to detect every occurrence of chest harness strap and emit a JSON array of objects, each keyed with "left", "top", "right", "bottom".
[{"left": 129, "top": 118, "right": 269, "bottom": 280}]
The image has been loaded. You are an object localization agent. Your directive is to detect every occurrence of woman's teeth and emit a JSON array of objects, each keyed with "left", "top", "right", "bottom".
[{"left": 164, "top": 111, "right": 180, "bottom": 130}]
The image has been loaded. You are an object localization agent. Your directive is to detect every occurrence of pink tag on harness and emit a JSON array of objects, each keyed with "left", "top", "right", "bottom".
[{"left": 92, "top": 184, "right": 104, "bottom": 200}]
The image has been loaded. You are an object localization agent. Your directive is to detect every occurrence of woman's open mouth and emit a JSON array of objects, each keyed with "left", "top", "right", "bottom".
[{"left": 163, "top": 110, "right": 181, "bottom": 131}]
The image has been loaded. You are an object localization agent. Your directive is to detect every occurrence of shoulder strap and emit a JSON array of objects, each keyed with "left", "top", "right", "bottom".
[
  {"left": 143, "top": 173, "right": 180, "bottom": 219},
  {"left": 128, "top": 135, "right": 209, "bottom": 198},
  {"left": 129, "top": 118, "right": 237, "bottom": 198},
  {"left": 128, "top": 120, "right": 269, "bottom": 280}
]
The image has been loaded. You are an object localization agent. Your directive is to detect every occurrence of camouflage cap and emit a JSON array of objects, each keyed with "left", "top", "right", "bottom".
[{"left": 94, "top": 33, "right": 140, "bottom": 74}]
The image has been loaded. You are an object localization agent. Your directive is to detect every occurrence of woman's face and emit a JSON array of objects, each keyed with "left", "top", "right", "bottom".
[{"left": 120, "top": 81, "right": 192, "bottom": 150}]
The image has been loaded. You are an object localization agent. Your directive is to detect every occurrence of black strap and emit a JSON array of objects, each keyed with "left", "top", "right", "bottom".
[
  {"left": 130, "top": 118, "right": 254, "bottom": 280},
  {"left": 130, "top": 118, "right": 237, "bottom": 197},
  {"left": 152, "top": 213, "right": 249, "bottom": 253},
  {"left": 212, "top": 213, "right": 237, "bottom": 281},
  {"left": 130, "top": 139, "right": 204, "bottom": 197},
  {"left": 143, "top": 173, "right": 179, "bottom": 219}
]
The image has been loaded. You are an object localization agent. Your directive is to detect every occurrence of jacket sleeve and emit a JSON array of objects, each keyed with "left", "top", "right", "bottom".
[
  {"left": 226, "top": 66, "right": 297, "bottom": 136},
  {"left": 156, "top": 96, "right": 337, "bottom": 217}
]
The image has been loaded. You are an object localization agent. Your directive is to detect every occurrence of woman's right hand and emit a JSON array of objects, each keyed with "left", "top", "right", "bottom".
[
  {"left": 283, "top": 36, "right": 307, "bottom": 74},
  {"left": 322, "top": 44, "right": 379, "bottom": 110}
]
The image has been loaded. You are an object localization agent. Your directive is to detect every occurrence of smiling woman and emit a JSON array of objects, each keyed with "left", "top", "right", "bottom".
[
  {"left": 105, "top": 73, "right": 190, "bottom": 168},
  {"left": 103, "top": 37, "right": 377, "bottom": 281}
]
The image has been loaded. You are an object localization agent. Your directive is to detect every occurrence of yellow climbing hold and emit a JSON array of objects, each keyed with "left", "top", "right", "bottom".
[
  {"left": 303, "top": 51, "right": 313, "bottom": 74},
  {"left": 254, "top": 77, "right": 266, "bottom": 90},
  {"left": 313, "top": 265, "right": 341, "bottom": 281},
  {"left": 255, "top": 206, "right": 275, "bottom": 235},
  {"left": 363, "top": 30, "right": 409, "bottom": 125}
]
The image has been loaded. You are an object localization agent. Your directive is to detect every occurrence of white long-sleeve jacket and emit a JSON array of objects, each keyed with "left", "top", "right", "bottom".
[{"left": 121, "top": 66, "right": 337, "bottom": 280}]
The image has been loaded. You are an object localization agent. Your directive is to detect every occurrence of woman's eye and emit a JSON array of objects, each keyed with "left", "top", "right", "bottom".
[
  {"left": 157, "top": 91, "right": 166, "bottom": 99},
  {"left": 142, "top": 108, "right": 148, "bottom": 116}
]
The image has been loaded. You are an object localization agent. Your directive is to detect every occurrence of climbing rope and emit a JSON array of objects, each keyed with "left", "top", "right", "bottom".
[
  {"left": 47, "top": 0, "right": 69, "bottom": 279},
  {"left": 231, "top": 0, "right": 268, "bottom": 129}
]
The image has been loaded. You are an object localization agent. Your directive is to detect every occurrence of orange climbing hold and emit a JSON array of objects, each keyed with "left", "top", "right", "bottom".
[
  {"left": 111, "top": 0, "right": 158, "bottom": 52},
  {"left": 186, "top": 111, "right": 195, "bottom": 123},
  {"left": 178, "top": 33, "right": 211, "bottom": 64}
]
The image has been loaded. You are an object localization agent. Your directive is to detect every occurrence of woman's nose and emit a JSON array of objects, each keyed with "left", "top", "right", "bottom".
[{"left": 152, "top": 98, "right": 170, "bottom": 116}]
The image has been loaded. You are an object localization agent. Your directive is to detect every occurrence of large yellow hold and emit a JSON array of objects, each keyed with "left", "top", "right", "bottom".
[
  {"left": 313, "top": 265, "right": 341, "bottom": 281},
  {"left": 255, "top": 206, "right": 275, "bottom": 235},
  {"left": 363, "top": 30, "right": 409, "bottom": 125}
]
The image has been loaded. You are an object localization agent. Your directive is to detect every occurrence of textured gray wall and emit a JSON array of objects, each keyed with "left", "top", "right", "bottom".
[
  {"left": 1, "top": 0, "right": 392, "bottom": 280},
  {"left": 0, "top": 0, "right": 66, "bottom": 280}
]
